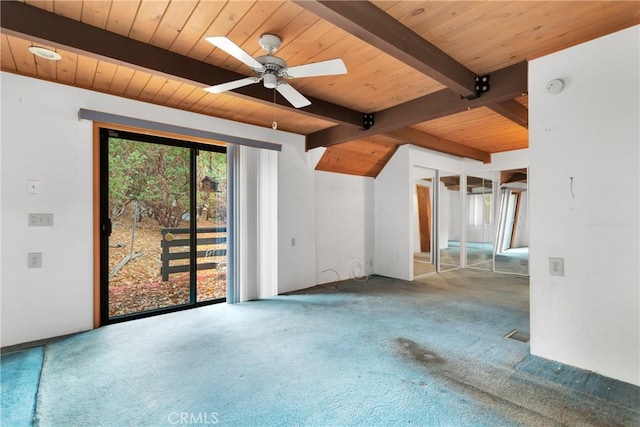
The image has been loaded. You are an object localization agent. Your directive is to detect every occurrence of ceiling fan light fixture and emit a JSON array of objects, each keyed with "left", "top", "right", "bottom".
[
  {"left": 263, "top": 73, "right": 278, "bottom": 89},
  {"left": 28, "top": 46, "right": 62, "bottom": 61}
]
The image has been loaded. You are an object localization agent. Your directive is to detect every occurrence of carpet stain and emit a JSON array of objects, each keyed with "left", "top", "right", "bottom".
[
  {"left": 394, "top": 337, "right": 445, "bottom": 366},
  {"left": 392, "top": 338, "right": 636, "bottom": 427},
  {"left": 393, "top": 338, "right": 563, "bottom": 425}
]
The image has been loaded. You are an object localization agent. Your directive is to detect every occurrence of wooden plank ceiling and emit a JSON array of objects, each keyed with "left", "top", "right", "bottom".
[{"left": 2, "top": 1, "right": 638, "bottom": 176}]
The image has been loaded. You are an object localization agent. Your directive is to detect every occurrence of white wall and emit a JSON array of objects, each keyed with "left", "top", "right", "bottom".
[
  {"left": 277, "top": 138, "right": 317, "bottom": 293},
  {"left": 0, "top": 72, "right": 315, "bottom": 346},
  {"left": 1, "top": 74, "right": 94, "bottom": 347},
  {"left": 375, "top": 146, "right": 412, "bottom": 280},
  {"left": 529, "top": 25, "right": 640, "bottom": 386},
  {"left": 315, "top": 171, "right": 374, "bottom": 284},
  {"left": 464, "top": 149, "right": 529, "bottom": 175}
]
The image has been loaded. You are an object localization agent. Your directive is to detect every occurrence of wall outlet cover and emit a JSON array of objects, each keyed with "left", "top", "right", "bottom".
[
  {"left": 549, "top": 257, "right": 564, "bottom": 276},
  {"left": 28, "top": 252, "right": 43, "bottom": 269}
]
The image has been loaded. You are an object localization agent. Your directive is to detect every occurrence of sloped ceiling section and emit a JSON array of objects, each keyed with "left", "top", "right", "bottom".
[{"left": 1, "top": 1, "right": 638, "bottom": 176}]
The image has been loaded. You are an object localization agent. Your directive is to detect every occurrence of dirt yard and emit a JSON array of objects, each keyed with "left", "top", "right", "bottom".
[{"left": 108, "top": 212, "right": 226, "bottom": 318}]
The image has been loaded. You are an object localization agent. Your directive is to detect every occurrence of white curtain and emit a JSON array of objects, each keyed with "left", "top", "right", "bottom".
[{"left": 227, "top": 144, "right": 278, "bottom": 303}]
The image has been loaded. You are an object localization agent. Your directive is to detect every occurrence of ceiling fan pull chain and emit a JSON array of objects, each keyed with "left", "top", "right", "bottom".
[{"left": 272, "top": 89, "right": 278, "bottom": 130}]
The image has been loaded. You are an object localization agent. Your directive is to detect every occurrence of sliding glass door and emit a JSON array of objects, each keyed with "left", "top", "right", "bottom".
[
  {"left": 100, "top": 129, "right": 226, "bottom": 324},
  {"left": 195, "top": 150, "right": 228, "bottom": 302}
]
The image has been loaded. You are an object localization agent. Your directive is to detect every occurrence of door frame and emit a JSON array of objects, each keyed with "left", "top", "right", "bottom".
[{"left": 93, "top": 122, "right": 227, "bottom": 327}]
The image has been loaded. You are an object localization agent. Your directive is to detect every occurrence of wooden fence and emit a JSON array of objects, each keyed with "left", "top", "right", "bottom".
[{"left": 160, "top": 227, "right": 226, "bottom": 281}]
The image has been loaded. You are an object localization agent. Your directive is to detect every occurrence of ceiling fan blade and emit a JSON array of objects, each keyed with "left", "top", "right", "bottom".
[
  {"left": 204, "top": 77, "right": 260, "bottom": 94},
  {"left": 205, "top": 36, "right": 265, "bottom": 71},
  {"left": 276, "top": 82, "right": 311, "bottom": 108},
  {"left": 284, "top": 58, "right": 347, "bottom": 78}
]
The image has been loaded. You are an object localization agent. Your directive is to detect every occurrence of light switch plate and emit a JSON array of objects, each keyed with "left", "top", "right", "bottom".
[{"left": 29, "top": 213, "right": 54, "bottom": 227}]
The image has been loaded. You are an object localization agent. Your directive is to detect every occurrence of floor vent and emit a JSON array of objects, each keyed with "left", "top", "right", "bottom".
[{"left": 505, "top": 330, "right": 530, "bottom": 343}]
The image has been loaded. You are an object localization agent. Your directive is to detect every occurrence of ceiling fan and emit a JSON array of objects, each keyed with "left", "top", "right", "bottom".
[{"left": 203, "top": 34, "right": 347, "bottom": 108}]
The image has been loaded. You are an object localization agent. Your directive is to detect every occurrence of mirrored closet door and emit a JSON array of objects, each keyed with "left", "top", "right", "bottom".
[
  {"left": 413, "top": 169, "right": 436, "bottom": 277},
  {"left": 465, "top": 176, "right": 494, "bottom": 271},
  {"left": 494, "top": 169, "right": 529, "bottom": 275},
  {"left": 438, "top": 172, "right": 462, "bottom": 272}
]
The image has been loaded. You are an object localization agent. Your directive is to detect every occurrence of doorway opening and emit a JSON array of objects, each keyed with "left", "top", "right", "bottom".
[{"left": 99, "top": 128, "right": 227, "bottom": 324}]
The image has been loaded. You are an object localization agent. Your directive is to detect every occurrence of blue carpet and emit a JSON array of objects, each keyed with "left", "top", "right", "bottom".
[
  {"left": 5, "top": 271, "right": 640, "bottom": 426},
  {"left": 516, "top": 354, "right": 640, "bottom": 410},
  {"left": 1, "top": 346, "right": 44, "bottom": 426}
]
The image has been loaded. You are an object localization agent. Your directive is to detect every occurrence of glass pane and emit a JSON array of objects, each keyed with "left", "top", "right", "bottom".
[
  {"left": 439, "top": 173, "right": 461, "bottom": 271},
  {"left": 196, "top": 151, "right": 227, "bottom": 302},
  {"left": 107, "top": 139, "right": 191, "bottom": 318},
  {"left": 413, "top": 168, "right": 436, "bottom": 278},
  {"left": 466, "top": 176, "right": 493, "bottom": 271},
  {"left": 494, "top": 169, "right": 529, "bottom": 275}
]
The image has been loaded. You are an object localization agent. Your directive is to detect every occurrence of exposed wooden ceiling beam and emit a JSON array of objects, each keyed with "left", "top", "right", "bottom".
[
  {"left": 294, "top": 0, "right": 529, "bottom": 130},
  {"left": 488, "top": 100, "right": 529, "bottom": 128},
  {"left": 306, "top": 61, "right": 527, "bottom": 150},
  {"left": 0, "top": 0, "right": 362, "bottom": 127},
  {"left": 292, "top": 0, "right": 477, "bottom": 97},
  {"left": 385, "top": 128, "right": 491, "bottom": 164}
]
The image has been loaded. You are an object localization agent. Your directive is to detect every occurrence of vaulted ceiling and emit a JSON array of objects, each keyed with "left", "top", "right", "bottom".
[{"left": 2, "top": 1, "right": 638, "bottom": 176}]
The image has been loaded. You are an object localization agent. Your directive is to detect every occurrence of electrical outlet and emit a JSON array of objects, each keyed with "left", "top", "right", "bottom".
[
  {"left": 549, "top": 257, "right": 564, "bottom": 276},
  {"left": 28, "top": 252, "right": 42, "bottom": 269}
]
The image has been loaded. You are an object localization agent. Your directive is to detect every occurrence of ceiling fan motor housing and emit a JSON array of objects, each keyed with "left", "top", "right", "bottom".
[{"left": 256, "top": 55, "right": 287, "bottom": 88}]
